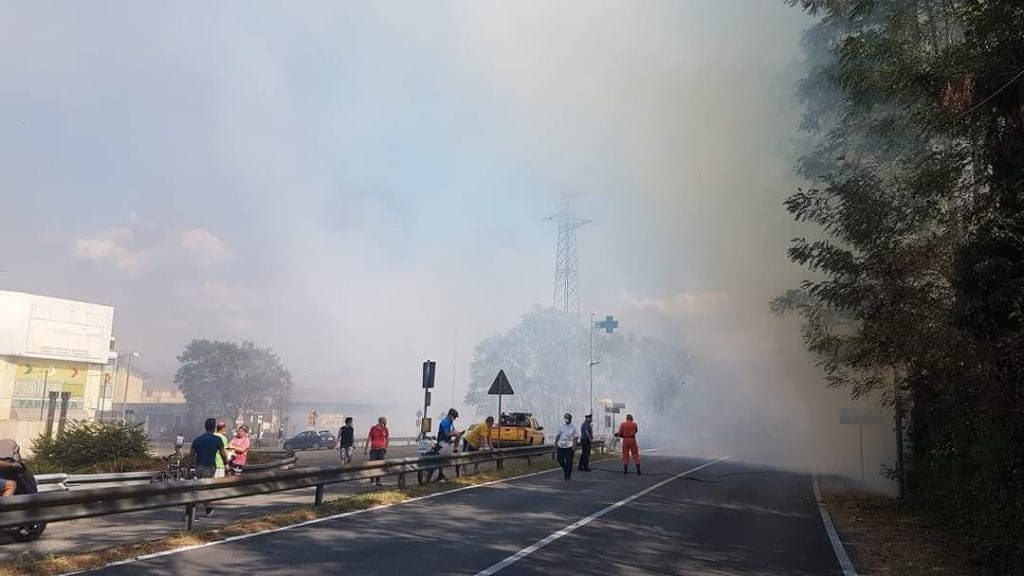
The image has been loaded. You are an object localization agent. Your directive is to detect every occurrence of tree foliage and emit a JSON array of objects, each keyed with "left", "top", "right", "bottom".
[
  {"left": 175, "top": 339, "right": 292, "bottom": 427},
  {"left": 779, "top": 0, "right": 1024, "bottom": 571},
  {"left": 464, "top": 307, "right": 691, "bottom": 429}
]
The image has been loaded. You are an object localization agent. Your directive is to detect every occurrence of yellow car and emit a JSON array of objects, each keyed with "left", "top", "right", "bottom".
[{"left": 487, "top": 412, "right": 545, "bottom": 447}]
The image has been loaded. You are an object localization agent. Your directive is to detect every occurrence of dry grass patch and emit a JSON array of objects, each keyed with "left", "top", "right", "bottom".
[
  {"left": 820, "top": 477, "right": 970, "bottom": 575},
  {"left": 0, "top": 456, "right": 572, "bottom": 576}
]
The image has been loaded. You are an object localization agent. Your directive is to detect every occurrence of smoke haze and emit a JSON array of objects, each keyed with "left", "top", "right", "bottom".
[{"left": 0, "top": 2, "right": 893, "bottom": 489}]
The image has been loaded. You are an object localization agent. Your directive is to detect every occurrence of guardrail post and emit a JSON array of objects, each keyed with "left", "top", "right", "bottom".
[
  {"left": 497, "top": 457, "right": 504, "bottom": 472},
  {"left": 455, "top": 464, "right": 461, "bottom": 479},
  {"left": 526, "top": 455, "right": 531, "bottom": 466},
  {"left": 314, "top": 483, "right": 325, "bottom": 506},
  {"left": 184, "top": 504, "right": 195, "bottom": 532},
  {"left": 398, "top": 472, "right": 406, "bottom": 488}
]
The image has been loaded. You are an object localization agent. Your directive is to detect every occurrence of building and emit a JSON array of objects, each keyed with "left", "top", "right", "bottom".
[{"left": 0, "top": 290, "right": 115, "bottom": 451}]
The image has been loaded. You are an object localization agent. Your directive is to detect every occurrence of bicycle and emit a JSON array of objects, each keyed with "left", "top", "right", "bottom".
[{"left": 150, "top": 447, "right": 195, "bottom": 483}]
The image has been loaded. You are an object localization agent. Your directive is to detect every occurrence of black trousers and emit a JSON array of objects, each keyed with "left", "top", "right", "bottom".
[
  {"left": 557, "top": 447, "right": 575, "bottom": 479},
  {"left": 578, "top": 439, "right": 592, "bottom": 470}
]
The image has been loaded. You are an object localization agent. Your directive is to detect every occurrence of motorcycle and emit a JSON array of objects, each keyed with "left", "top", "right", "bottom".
[{"left": 0, "top": 439, "right": 47, "bottom": 542}]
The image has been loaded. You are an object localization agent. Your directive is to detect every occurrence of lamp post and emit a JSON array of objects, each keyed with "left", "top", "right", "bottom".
[
  {"left": 590, "top": 314, "right": 618, "bottom": 415},
  {"left": 120, "top": 351, "right": 140, "bottom": 423}
]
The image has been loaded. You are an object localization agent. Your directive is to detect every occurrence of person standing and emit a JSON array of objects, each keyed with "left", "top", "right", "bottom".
[
  {"left": 616, "top": 414, "right": 641, "bottom": 475},
  {"left": 578, "top": 414, "right": 594, "bottom": 472},
  {"left": 191, "top": 418, "right": 229, "bottom": 516},
  {"left": 363, "top": 416, "right": 389, "bottom": 486},
  {"left": 277, "top": 426, "right": 284, "bottom": 447},
  {"left": 555, "top": 413, "right": 579, "bottom": 481},
  {"left": 228, "top": 425, "right": 251, "bottom": 475},
  {"left": 337, "top": 417, "right": 355, "bottom": 465},
  {"left": 435, "top": 409, "right": 463, "bottom": 482},
  {"left": 214, "top": 421, "right": 230, "bottom": 478}
]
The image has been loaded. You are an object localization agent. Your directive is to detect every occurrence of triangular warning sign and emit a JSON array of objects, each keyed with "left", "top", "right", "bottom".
[{"left": 488, "top": 370, "right": 515, "bottom": 395}]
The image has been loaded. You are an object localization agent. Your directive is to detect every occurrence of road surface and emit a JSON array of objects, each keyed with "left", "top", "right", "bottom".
[{"left": 75, "top": 453, "right": 848, "bottom": 575}]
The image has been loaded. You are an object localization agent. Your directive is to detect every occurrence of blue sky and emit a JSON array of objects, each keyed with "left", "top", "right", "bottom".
[{"left": 1, "top": 2, "right": 816, "bottom": 418}]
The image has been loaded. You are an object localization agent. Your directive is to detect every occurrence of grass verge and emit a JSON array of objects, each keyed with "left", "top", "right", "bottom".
[
  {"left": 2, "top": 453, "right": 613, "bottom": 576},
  {"left": 819, "top": 477, "right": 970, "bottom": 575}
]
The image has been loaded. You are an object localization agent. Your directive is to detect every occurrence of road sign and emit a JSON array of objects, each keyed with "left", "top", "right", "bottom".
[
  {"left": 839, "top": 407, "right": 884, "bottom": 425},
  {"left": 488, "top": 370, "right": 514, "bottom": 395},
  {"left": 488, "top": 370, "right": 514, "bottom": 449},
  {"left": 612, "top": 402, "right": 626, "bottom": 409},
  {"left": 422, "top": 361, "right": 436, "bottom": 389},
  {"left": 594, "top": 315, "right": 619, "bottom": 334}
]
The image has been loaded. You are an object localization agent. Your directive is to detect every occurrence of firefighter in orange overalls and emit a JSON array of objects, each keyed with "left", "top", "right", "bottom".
[{"left": 615, "top": 414, "right": 641, "bottom": 475}]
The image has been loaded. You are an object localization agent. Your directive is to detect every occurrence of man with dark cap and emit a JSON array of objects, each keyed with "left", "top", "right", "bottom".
[{"left": 578, "top": 414, "right": 594, "bottom": 472}]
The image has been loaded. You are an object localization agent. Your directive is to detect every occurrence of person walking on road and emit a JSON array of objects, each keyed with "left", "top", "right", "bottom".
[
  {"left": 191, "top": 418, "right": 229, "bottom": 516},
  {"left": 336, "top": 417, "right": 355, "bottom": 465},
  {"left": 556, "top": 413, "right": 579, "bottom": 481},
  {"left": 578, "top": 414, "right": 594, "bottom": 472},
  {"left": 435, "top": 409, "right": 463, "bottom": 482},
  {"left": 616, "top": 414, "right": 641, "bottom": 475},
  {"left": 363, "top": 416, "right": 389, "bottom": 486}
]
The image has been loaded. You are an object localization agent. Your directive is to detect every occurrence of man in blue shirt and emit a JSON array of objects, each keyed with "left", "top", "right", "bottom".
[
  {"left": 191, "top": 417, "right": 228, "bottom": 516},
  {"left": 435, "top": 408, "right": 463, "bottom": 482}
]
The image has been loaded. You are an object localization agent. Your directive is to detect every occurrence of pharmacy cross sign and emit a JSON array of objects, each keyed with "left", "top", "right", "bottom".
[{"left": 594, "top": 315, "right": 618, "bottom": 334}]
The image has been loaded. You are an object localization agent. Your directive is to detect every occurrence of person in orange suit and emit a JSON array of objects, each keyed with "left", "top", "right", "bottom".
[{"left": 615, "top": 414, "right": 641, "bottom": 475}]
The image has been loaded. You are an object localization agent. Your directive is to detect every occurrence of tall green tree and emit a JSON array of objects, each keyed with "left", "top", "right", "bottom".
[
  {"left": 175, "top": 339, "right": 292, "bottom": 427},
  {"left": 780, "top": 1, "right": 1024, "bottom": 571}
]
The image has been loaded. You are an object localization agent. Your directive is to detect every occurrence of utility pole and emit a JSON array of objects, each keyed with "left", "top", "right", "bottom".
[
  {"left": 121, "top": 351, "right": 140, "bottom": 423},
  {"left": 546, "top": 193, "right": 590, "bottom": 318}
]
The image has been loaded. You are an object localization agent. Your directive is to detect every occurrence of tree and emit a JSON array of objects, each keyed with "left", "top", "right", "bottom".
[
  {"left": 779, "top": 1, "right": 1024, "bottom": 571},
  {"left": 175, "top": 339, "right": 292, "bottom": 427},
  {"left": 464, "top": 307, "right": 691, "bottom": 429}
]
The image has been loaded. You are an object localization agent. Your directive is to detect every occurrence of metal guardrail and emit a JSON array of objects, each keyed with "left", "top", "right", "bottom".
[
  {"left": 0, "top": 445, "right": 554, "bottom": 532},
  {"left": 31, "top": 454, "right": 298, "bottom": 492}
]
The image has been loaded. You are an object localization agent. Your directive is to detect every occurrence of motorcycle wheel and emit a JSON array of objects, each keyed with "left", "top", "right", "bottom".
[{"left": 10, "top": 523, "right": 46, "bottom": 542}]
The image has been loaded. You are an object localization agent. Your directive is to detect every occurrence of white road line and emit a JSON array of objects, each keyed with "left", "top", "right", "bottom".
[
  {"left": 472, "top": 456, "right": 729, "bottom": 576},
  {"left": 60, "top": 465, "right": 564, "bottom": 576},
  {"left": 812, "top": 474, "right": 858, "bottom": 576}
]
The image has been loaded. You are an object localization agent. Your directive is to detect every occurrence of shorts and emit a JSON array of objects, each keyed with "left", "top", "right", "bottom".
[
  {"left": 368, "top": 448, "right": 387, "bottom": 461},
  {"left": 339, "top": 446, "right": 354, "bottom": 460},
  {"left": 462, "top": 440, "right": 479, "bottom": 452}
]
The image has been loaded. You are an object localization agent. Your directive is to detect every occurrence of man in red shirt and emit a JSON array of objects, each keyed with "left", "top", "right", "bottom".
[
  {"left": 363, "top": 416, "right": 389, "bottom": 486},
  {"left": 615, "top": 414, "right": 641, "bottom": 475}
]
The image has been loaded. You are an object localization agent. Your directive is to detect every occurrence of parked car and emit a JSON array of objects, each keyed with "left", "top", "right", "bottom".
[
  {"left": 283, "top": 431, "right": 327, "bottom": 451},
  {"left": 488, "top": 412, "right": 545, "bottom": 447},
  {"left": 318, "top": 430, "right": 336, "bottom": 447}
]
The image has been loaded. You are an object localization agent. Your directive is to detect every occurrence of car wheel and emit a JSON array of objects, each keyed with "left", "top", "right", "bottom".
[{"left": 313, "top": 441, "right": 321, "bottom": 450}]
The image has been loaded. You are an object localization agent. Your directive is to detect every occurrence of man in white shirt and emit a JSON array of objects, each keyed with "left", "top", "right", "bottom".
[{"left": 555, "top": 413, "right": 579, "bottom": 481}]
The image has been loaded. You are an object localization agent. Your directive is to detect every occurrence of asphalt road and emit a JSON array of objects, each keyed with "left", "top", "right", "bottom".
[{"left": 78, "top": 453, "right": 845, "bottom": 576}]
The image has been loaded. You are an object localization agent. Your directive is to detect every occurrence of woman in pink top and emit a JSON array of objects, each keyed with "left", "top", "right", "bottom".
[{"left": 228, "top": 425, "right": 251, "bottom": 474}]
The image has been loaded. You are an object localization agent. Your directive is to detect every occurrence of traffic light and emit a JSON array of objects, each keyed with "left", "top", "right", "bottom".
[{"left": 422, "top": 360, "right": 436, "bottom": 389}]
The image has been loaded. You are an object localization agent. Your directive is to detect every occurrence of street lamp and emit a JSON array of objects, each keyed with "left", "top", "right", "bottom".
[
  {"left": 120, "top": 351, "right": 140, "bottom": 423},
  {"left": 589, "top": 313, "right": 618, "bottom": 414}
]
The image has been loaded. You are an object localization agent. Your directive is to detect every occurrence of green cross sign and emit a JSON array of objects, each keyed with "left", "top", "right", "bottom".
[{"left": 594, "top": 315, "right": 619, "bottom": 334}]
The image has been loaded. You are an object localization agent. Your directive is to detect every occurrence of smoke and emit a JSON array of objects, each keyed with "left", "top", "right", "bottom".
[{"left": 0, "top": 2, "right": 893, "bottom": 489}]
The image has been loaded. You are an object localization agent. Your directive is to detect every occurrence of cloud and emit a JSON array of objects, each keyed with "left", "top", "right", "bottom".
[
  {"left": 626, "top": 292, "right": 731, "bottom": 317},
  {"left": 73, "top": 228, "right": 147, "bottom": 270},
  {"left": 179, "top": 228, "right": 234, "bottom": 270}
]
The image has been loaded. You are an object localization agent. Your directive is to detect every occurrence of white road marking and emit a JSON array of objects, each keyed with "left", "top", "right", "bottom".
[
  {"left": 812, "top": 474, "right": 858, "bottom": 576},
  {"left": 59, "top": 465, "right": 564, "bottom": 576},
  {"left": 472, "top": 456, "right": 730, "bottom": 576}
]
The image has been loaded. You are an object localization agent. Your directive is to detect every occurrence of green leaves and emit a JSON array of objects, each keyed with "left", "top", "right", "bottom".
[
  {"left": 31, "top": 421, "right": 151, "bottom": 474},
  {"left": 174, "top": 339, "right": 292, "bottom": 425}
]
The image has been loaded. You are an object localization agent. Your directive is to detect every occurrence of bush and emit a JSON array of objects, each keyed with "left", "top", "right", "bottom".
[{"left": 30, "top": 421, "right": 152, "bottom": 474}]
